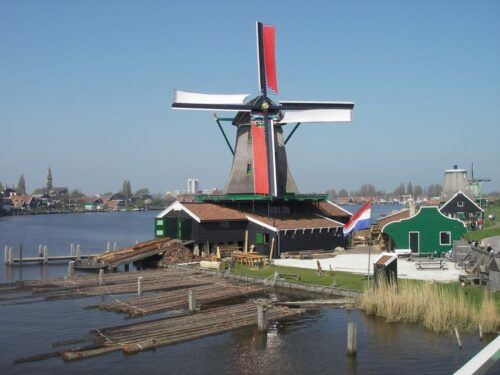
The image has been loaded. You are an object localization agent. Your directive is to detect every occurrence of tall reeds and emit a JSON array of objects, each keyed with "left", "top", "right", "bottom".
[{"left": 357, "top": 277, "right": 499, "bottom": 333}]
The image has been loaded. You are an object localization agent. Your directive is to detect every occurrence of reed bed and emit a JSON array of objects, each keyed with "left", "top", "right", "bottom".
[{"left": 357, "top": 278, "right": 499, "bottom": 333}]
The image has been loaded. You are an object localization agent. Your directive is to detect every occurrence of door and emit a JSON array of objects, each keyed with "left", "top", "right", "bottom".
[{"left": 409, "top": 231, "right": 419, "bottom": 253}]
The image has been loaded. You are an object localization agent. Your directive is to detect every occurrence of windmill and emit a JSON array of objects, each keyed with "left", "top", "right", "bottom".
[
  {"left": 469, "top": 162, "right": 491, "bottom": 200},
  {"left": 172, "top": 22, "right": 354, "bottom": 197}
]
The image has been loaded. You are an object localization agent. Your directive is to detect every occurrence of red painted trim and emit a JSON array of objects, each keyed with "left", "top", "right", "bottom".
[
  {"left": 262, "top": 24, "right": 278, "bottom": 94},
  {"left": 252, "top": 122, "right": 270, "bottom": 194}
]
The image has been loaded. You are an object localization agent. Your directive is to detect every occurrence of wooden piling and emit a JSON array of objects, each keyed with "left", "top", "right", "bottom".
[
  {"left": 347, "top": 322, "right": 357, "bottom": 356},
  {"left": 257, "top": 304, "right": 268, "bottom": 331},
  {"left": 113, "top": 242, "right": 117, "bottom": 251},
  {"left": 8, "top": 247, "right": 13, "bottom": 265},
  {"left": 76, "top": 244, "right": 81, "bottom": 261},
  {"left": 38, "top": 244, "right": 43, "bottom": 257},
  {"left": 188, "top": 289, "right": 196, "bottom": 312},
  {"left": 70, "top": 243, "right": 75, "bottom": 257},
  {"left": 454, "top": 327, "right": 463, "bottom": 349},
  {"left": 19, "top": 243, "right": 23, "bottom": 265},
  {"left": 68, "top": 261, "right": 75, "bottom": 277},
  {"left": 244, "top": 230, "right": 248, "bottom": 253},
  {"left": 106, "top": 242, "right": 110, "bottom": 253},
  {"left": 137, "top": 277, "right": 143, "bottom": 296},
  {"left": 269, "top": 238, "right": 275, "bottom": 260},
  {"left": 43, "top": 245, "right": 48, "bottom": 264},
  {"left": 99, "top": 269, "right": 104, "bottom": 286},
  {"left": 4, "top": 246, "right": 8, "bottom": 264}
]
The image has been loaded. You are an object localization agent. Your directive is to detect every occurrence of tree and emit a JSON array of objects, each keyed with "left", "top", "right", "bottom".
[
  {"left": 393, "top": 183, "right": 405, "bottom": 197},
  {"left": 338, "top": 189, "right": 349, "bottom": 197},
  {"left": 407, "top": 182, "right": 413, "bottom": 197},
  {"left": 69, "top": 190, "right": 85, "bottom": 199},
  {"left": 414, "top": 185, "right": 423, "bottom": 197},
  {"left": 16, "top": 175, "right": 26, "bottom": 195},
  {"left": 135, "top": 188, "right": 150, "bottom": 196},
  {"left": 326, "top": 188, "right": 338, "bottom": 200},
  {"left": 122, "top": 180, "right": 132, "bottom": 198},
  {"left": 359, "top": 184, "right": 376, "bottom": 197}
]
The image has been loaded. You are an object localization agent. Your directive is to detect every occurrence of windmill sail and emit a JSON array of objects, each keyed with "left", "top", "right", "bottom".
[
  {"left": 257, "top": 22, "right": 278, "bottom": 95},
  {"left": 172, "top": 90, "right": 252, "bottom": 111},
  {"left": 276, "top": 101, "right": 354, "bottom": 124}
]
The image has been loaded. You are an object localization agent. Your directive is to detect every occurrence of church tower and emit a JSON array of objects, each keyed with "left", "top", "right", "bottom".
[{"left": 46, "top": 168, "right": 53, "bottom": 190}]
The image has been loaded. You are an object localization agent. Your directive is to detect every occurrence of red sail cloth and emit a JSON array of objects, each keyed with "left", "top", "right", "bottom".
[
  {"left": 262, "top": 25, "right": 278, "bottom": 94},
  {"left": 252, "top": 122, "right": 270, "bottom": 194}
]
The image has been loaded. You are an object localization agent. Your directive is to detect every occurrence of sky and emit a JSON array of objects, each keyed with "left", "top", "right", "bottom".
[{"left": 1, "top": 0, "right": 499, "bottom": 195}]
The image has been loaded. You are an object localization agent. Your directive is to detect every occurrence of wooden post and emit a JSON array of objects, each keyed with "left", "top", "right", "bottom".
[
  {"left": 216, "top": 246, "right": 221, "bottom": 260},
  {"left": 454, "top": 327, "right": 463, "bottom": 349},
  {"left": 4, "top": 245, "right": 8, "bottom": 264},
  {"left": 67, "top": 261, "right": 75, "bottom": 277},
  {"left": 19, "top": 243, "right": 23, "bottom": 265},
  {"left": 43, "top": 245, "right": 48, "bottom": 264},
  {"left": 38, "top": 244, "right": 43, "bottom": 257},
  {"left": 8, "top": 247, "right": 13, "bottom": 265},
  {"left": 99, "top": 269, "right": 104, "bottom": 286},
  {"left": 347, "top": 322, "right": 357, "bottom": 356},
  {"left": 269, "top": 237, "right": 275, "bottom": 260},
  {"left": 70, "top": 243, "right": 75, "bottom": 257},
  {"left": 188, "top": 289, "right": 196, "bottom": 312},
  {"left": 137, "top": 276, "right": 143, "bottom": 296},
  {"left": 113, "top": 242, "right": 117, "bottom": 251},
  {"left": 257, "top": 304, "right": 268, "bottom": 331},
  {"left": 244, "top": 230, "right": 248, "bottom": 253},
  {"left": 76, "top": 244, "right": 81, "bottom": 261},
  {"left": 106, "top": 241, "right": 110, "bottom": 253}
]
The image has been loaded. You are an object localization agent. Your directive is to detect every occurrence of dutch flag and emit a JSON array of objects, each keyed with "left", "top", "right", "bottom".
[{"left": 343, "top": 200, "right": 372, "bottom": 237}]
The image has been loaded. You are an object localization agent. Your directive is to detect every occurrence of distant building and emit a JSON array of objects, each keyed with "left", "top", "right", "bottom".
[
  {"left": 187, "top": 179, "right": 199, "bottom": 195},
  {"left": 104, "top": 199, "right": 125, "bottom": 211},
  {"left": 46, "top": 168, "right": 53, "bottom": 190},
  {"left": 440, "top": 191, "right": 484, "bottom": 222},
  {"left": 9, "top": 195, "right": 38, "bottom": 211},
  {"left": 84, "top": 197, "right": 104, "bottom": 211}
]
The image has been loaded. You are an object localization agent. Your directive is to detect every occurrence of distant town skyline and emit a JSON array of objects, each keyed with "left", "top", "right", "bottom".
[{"left": 1, "top": 1, "right": 499, "bottom": 194}]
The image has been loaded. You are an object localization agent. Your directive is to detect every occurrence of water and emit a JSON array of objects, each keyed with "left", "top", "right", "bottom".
[{"left": 0, "top": 208, "right": 498, "bottom": 374}]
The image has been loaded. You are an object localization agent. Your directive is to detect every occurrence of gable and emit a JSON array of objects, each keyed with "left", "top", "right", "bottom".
[{"left": 440, "top": 191, "right": 483, "bottom": 214}]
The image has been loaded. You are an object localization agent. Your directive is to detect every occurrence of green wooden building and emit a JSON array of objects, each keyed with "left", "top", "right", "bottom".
[{"left": 381, "top": 206, "right": 467, "bottom": 255}]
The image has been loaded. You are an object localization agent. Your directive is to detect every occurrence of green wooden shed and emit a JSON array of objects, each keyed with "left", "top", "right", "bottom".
[{"left": 381, "top": 206, "right": 467, "bottom": 255}]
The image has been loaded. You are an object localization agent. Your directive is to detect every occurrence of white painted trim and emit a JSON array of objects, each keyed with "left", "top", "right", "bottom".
[
  {"left": 256, "top": 21, "right": 262, "bottom": 92},
  {"left": 172, "top": 107, "right": 250, "bottom": 112},
  {"left": 270, "top": 119, "right": 277, "bottom": 196},
  {"left": 246, "top": 215, "right": 278, "bottom": 232},
  {"left": 325, "top": 200, "right": 353, "bottom": 216},
  {"left": 280, "top": 100, "right": 355, "bottom": 105},
  {"left": 457, "top": 201, "right": 464, "bottom": 207},
  {"left": 440, "top": 190, "right": 484, "bottom": 212},
  {"left": 408, "top": 231, "right": 420, "bottom": 253},
  {"left": 156, "top": 201, "right": 201, "bottom": 223},
  {"left": 314, "top": 213, "right": 344, "bottom": 226},
  {"left": 439, "top": 231, "right": 452, "bottom": 246}
]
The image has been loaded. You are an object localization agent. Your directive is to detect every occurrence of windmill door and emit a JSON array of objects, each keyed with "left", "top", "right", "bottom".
[{"left": 409, "top": 232, "right": 419, "bottom": 253}]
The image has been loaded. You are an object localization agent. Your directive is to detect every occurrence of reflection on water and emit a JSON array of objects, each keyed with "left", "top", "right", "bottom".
[{"left": 0, "top": 212, "right": 499, "bottom": 374}]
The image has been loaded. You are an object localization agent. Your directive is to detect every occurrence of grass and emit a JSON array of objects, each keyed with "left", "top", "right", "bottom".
[
  {"left": 358, "top": 277, "right": 500, "bottom": 333},
  {"left": 465, "top": 204, "right": 500, "bottom": 241},
  {"left": 231, "top": 263, "right": 365, "bottom": 291}
]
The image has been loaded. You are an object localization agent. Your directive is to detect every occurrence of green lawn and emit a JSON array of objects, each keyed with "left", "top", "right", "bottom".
[
  {"left": 465, "top": 204, "right": 500, "bottom": 241},
  {"left": 231, "top": 264, "right": 366, "bottom": 291}
]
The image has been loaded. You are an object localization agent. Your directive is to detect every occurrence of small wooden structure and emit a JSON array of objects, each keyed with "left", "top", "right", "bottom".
[
  {"left": 373, "top": 253, "right": 397, "bottom": 284},
  {"left": 231, "top": 251, "right": 268, "bottom": 267}
]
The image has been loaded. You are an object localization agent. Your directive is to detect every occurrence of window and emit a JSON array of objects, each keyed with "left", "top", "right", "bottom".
[
  {"left": 255, "top": 233, "right": 269, "bottom": 245},
  {"left": 457, "top": 212, "right": 465, "bottom": 219},
  {"left": 440, "top": 231, "right": 451, "bottom": 245},
  {"left": 469, "top": 213, "right": 474, "bottom": 218},
  {"left": 477, "top": 212, "right": 482, "bottom": 217},
  {"left": 246, "top": 164, "right": 252, "bottom": 175},
  {"left": 457, "top": 201, "right": 464, "bottom": 207}
]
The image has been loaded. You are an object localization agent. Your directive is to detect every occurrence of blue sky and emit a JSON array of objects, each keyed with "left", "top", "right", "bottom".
[{"left": 1, "top": 0, "right": 499, "bottom": 195}]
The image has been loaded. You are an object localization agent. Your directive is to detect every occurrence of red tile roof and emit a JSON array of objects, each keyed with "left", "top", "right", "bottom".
[
  {"left": 318, "top": 201, "right": 352, "bottom": 218},
  {"left": 378, "top": 209, "right": 410, "bottom": 229},
  {"left": 182, "top": 202, "right": 247, "bottom": 221}
]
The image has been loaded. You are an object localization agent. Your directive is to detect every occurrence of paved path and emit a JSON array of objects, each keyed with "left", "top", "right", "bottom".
[
  {"left": 482, "top": 235, "right": 500, "bottom": 251},
  {"left": 275, "top": 253, "right": 466, "bottom": 282}
]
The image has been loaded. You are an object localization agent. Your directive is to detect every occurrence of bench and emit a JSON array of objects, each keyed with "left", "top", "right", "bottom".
[
  {"left": 395, "top": 249, "right": 412, "bottom": 257},
  {"left": 416, "top": 261, "right": 448, "bottom": 270}
]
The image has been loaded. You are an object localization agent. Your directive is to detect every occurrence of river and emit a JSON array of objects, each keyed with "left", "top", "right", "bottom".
[{"left": 0, "top": 208, "right": 497, "bottom": 374}]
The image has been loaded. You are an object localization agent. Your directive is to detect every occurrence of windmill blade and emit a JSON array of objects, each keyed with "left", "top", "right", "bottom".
[
  {"left": 256, "top": 22, "right": 278, "bottom": 96},
  {"left": 275, "top": 101, "right": 354, "bottom": 123},
  {"left": 172, "top": 90, "right": 252, "bottom": 111}
]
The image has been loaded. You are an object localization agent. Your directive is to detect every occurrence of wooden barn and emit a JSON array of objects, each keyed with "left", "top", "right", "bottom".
[
  {"left": 155, "top": 197, "right": 350, "bottom": 258},
  {"left": 440, "top": 191, "right": 484, "bottom": 222},
  {"left": 381, "top": 206, "right": 467, "bottom": 255}
]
